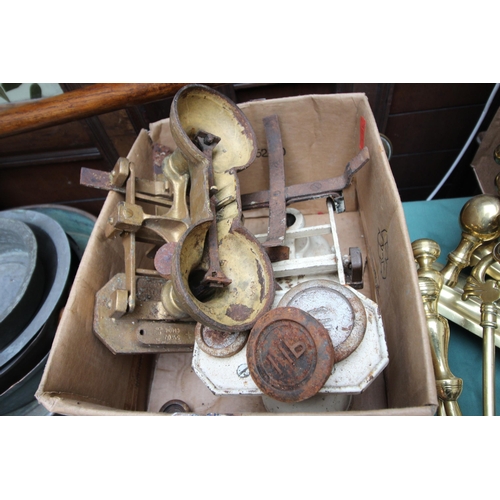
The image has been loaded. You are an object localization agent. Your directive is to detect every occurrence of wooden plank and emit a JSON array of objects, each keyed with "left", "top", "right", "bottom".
[
  {"left": 60, "top": 83, "right": 140, "bottom": 158},
  {"left": 390, "top": 147, "right": 480, "bottom": 201},
  {"left": 391, "top": 150, "right": 466, "bottom": 186},
  {"left": 349, "top": 84, "right": 394, "bottom": 133},
  {"left": 98, "top": 109, "right": 137, "bottom": 158},
  {"left": 234, "top": 83, "right": 336, "bottom": 103},
  {"left": 398, "top": 181, "right": 482, "bottom": 202},
  {"left": 0, "top": 83, "right": 197, "bottom": 139},
  {"left": 385, "top": 105, "right": 485, "bottom": 155},
  {"left": 390, "top": 83, "right": 496, "bottom": 114},
  {"left": 0, "top": 147, "right": 101, "bottom": 168},
  {"left": 59, "top": 83, "right": 120, "bottom": 168},
  {"left": 0, "top": 160, "right": 110, "bottom": 209},
  {"left": 79, "top": 115, "right": 119, "bottom": 168},
  {"left": 0, "top": 120, "right": 94, "bottom": 155},
  {"left": 126, "top": 84, "right": 237, "bottom": 135}
]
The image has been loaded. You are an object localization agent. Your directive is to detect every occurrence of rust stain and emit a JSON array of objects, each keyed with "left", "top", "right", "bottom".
[
  {"left": 154, "top": 242, "right": 177, "bottom": 279},
  {"left": 225, "top": 303, "right": 254, "bottom": 321},
  {"left": 202, "top": 327, "right": 235, "bottom": 348},
  {"left": 152, "top": 143, "right": 172, "bottom": 174},
  {"left": 255, "top": 259, "right": 265, "bottom": 302}
]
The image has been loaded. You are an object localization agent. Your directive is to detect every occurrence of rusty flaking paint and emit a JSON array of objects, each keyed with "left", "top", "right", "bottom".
[
  {"left": 136, "top": 276, "right": 163, "bottom": 302},
  {"left": 241, "top": 147, "right": 369, "bottom": 210},
  {"left": 225, "top": 303, "right": 254, "bottom": 321},
  {"left": 152, "top": 143, "right": 172, "bottom": 174},
  {"left": 255, "top": 259, "right": 265, "bottom": 303},
  {"left": 80, "top": 167, "right": 118, "bottom": 192},
  {"left": 194, "top": 323, "right": 248, "bottom": 358},
  {"left": 154, "top": 242, "right": 177, "bottom": 279},
  {"left": 202, "top": 326, "right": 235, "bottom": 348},
  {"left": 261, "top": 114, "right": 287, "bottom": 249},
  {"left": 265, "top": 245, "right": 290, "bottom": 263}
]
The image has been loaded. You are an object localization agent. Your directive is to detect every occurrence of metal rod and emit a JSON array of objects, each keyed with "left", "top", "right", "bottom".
[
  {"left": 241, "top": 147, "right": 370, "bottom": 210},
  {"left": 195, "top": 133, "right": 231, "bottom": 288},
  {"left": 124, "top": 162, "right": 137, "bottom": 312},
  {"left": 262, "top": 114, "right": 287, "bottom": 248},
  {"left": 481, "top": 304, "right": 496, "bottom": 416},
  {"left": 462, "top": 243, "right": 500, "bottom": 416},
  {"left": 327, "top": 198, "right": 345, "bottom": 285}
]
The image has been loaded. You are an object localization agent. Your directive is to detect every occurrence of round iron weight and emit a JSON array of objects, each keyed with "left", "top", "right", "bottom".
[
  {"left": 278, "top": 279, "right": 367, "bottom": 362},
  {"left": 194, "top": 323, "right": 248, "bottom": 358},
  {"left": 246, "top": 307, "right": 335, "bottom": 403}
]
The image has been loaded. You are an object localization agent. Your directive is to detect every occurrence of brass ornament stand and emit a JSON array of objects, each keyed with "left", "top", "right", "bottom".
[{"left": 412, "top": 239, "right": 463, "bottom": 416}]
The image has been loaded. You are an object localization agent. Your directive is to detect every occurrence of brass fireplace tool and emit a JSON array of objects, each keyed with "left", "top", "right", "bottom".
[
  {"left": 416, "top": 184, "right": 500, "bottom": 415},
  {"left": 462, "top": 242, "right": 500, "bottom": 415}
]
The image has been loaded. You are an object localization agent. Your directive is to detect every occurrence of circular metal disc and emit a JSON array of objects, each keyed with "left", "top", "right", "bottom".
[
  {"left": 246, "top": 307, "right": 335, "bottom": 403},
  {"left": 18, "top": 204, "right": 96, "bottom": 259},
  {"left": 159, "top": 399, "right": 191, "bottom": 414},
  {"left": 0, "top": 210, "right": 72, "bottom": 369},
  {"left": 0, "top": 218, "right": 37, "bottom": 322},
  {"left": 0, "top": 313, "right": 58, "bottom": 395},
  {"left": 195, "top": 323, "right": 248, "bottom": 358},
  {"left": 278, "top": 280, "right": 367, "bottom": 362},
  {"left": 0, "top": 352, "right": 49, "bottom": 415},
  {"left": 0, "top": 218, "right": 45, "bottom": 347}
]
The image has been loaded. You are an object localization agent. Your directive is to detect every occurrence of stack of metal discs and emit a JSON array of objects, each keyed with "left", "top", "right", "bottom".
[{"left": 0, "top": 206, "right": 95, "bottom": 415}]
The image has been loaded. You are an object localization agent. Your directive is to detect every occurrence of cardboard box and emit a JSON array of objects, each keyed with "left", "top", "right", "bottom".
[{"left": 36, "top": 92, "right": 438, "bottom": 415}]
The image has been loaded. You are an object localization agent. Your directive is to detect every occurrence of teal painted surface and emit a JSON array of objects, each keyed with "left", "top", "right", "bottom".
[
  {"left": 403, "top": 197, "right": 500, "bottom": 416},
  {"left": 403, "top": 197, "right": 469, "bottom": 266}
]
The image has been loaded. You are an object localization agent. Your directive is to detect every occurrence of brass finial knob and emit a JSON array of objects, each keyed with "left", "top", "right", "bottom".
[
  {"left": 441, "top": 195, "right": 500, "bottom": 287},
  {"left": 412, "top": 238, "right": 443, "bottom": 288}
]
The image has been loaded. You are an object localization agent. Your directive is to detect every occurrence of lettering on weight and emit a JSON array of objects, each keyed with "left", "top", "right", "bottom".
[{"left": 266, "top": 338, "right": 306, "bottom": 374}]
